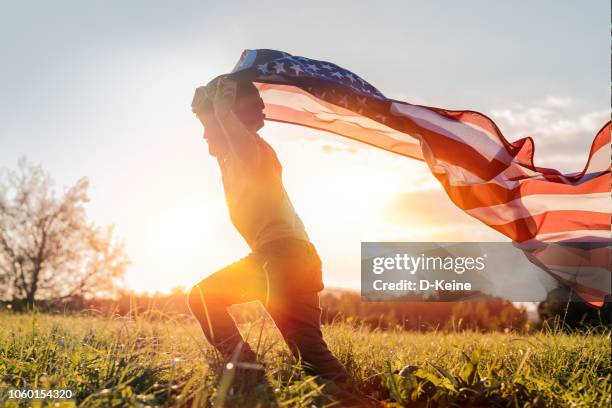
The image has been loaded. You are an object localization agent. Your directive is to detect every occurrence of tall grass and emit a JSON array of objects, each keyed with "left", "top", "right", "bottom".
[{"left": 0, "top": 309, "right": 610, "bottom": 407}]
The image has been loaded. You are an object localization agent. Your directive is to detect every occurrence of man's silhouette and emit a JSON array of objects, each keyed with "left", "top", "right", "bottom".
[{"left": 188, "top": 77, "right": 352, "bottom": 387}]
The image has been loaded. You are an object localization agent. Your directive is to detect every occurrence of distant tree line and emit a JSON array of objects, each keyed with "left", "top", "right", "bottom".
[{"left": 0, "top": 286, "right": 532, "bottom": 332}]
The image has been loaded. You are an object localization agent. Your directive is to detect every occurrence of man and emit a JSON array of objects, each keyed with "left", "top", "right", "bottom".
[{"left": 188, "top": 76, "right": 373, "bottom": 403}]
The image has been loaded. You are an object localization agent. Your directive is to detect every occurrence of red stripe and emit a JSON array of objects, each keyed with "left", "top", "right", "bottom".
[
  {"left": 401, "top": 119, "right": 510, "bottom": 180},
  {"left": 489, "top": 211, "right": 610, "bottom": 242},
  {"left": 437, "top": 173, "right": 611, "bottom": 211},
  {"left": 590, "top": 122, "right": 611, "bottom": 153},
  {"left": 264, "top": 103, "right": 424, "bottom": 159}
]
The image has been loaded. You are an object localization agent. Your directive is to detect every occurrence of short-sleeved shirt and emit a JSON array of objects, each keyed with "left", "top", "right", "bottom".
[{"left": 217, "top": 136, "right": 310, "bottom": 250}]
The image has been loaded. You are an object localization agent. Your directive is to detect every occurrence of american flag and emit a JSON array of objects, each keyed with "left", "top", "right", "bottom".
[{"left": 226, "top": 49, "right": 611, "bottom": 306}]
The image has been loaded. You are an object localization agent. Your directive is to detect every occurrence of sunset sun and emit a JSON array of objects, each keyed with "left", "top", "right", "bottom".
[{"left": 144, "top": 199, "right": 214, "bottom": 270}]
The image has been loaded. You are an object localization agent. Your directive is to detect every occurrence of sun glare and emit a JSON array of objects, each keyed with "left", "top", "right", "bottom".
[
  {"left": 144, "top": 199, "right": 213, "bottom": 269},
  {"left": 295, "top": 166, "right": 401, "bottom": 226}
]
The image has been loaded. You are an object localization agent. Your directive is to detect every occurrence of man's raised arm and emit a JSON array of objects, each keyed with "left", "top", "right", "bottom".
[{"left": 213, "top": 77, "right": 260, "bottom": 168}]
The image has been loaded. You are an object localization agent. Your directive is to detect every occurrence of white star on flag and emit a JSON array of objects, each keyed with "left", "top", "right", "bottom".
[
  {"left": 273, "top": 62, "right": 285, "bottom": 73},
  {"left": 290, "top": 63, "right": 304, "bottom": 76},
  {"left": 307, "top": 63, "right": 320, "bottom": 73}
]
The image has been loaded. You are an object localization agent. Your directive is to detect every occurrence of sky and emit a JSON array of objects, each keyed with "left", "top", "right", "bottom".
[{"left": 1, "top": 1, "right": 609, "bottom": 293}]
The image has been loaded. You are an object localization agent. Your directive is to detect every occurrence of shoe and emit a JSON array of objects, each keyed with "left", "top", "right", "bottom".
[{"left": 226, "top": 360, "right": 267, "bottom": 391}]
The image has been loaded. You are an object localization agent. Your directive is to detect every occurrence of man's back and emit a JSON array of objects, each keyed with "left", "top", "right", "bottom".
[{"left": 217, "top": 135, "right": 309, "bottom": 250}]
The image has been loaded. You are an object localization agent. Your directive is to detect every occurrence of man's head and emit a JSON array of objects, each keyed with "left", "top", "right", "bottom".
[
  {"left": 229, "top": 80, "right": 266, "bottom": 132},
  {"left": 192, "top": 78, "right": 265, "bottom": 156}
]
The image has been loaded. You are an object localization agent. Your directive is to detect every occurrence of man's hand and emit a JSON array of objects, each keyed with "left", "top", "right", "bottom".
[{"left": 213, "top": 77, "right": 237, "bottom": 120}]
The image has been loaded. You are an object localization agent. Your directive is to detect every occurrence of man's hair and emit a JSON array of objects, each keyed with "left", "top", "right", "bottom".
[
  {"left": 191, "top": 85, "right": 214, "bottom": 115},
  {"left": 191, "top": 77, "right": 260, "bottom": 116}
]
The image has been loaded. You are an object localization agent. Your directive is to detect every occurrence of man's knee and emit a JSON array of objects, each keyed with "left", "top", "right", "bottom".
[
  {"left": 187, "top": 278, "right": 227, "bottom": 314},
  {"left": 188, "top": 281, "right": 216, "bottom": 313}
]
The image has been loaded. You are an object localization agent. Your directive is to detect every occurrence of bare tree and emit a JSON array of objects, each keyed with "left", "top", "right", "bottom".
[{"left": 0, "top": 158, "right": 129, "bottom": 308}]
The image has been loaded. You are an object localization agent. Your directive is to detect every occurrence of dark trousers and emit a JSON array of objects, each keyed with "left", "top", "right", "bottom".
[{"left": 188, "top": 239, "right": 349, "bottom": 383}]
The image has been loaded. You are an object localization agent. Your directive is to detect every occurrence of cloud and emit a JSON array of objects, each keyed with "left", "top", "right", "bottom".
[
  {"left": 541, "top": 96, "right": 574, "bottom": 109},
  {"left": 489, "top": 97, "right": 610, "bottom": 172}
]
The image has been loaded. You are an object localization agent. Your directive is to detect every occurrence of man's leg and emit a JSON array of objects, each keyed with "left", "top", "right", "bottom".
[
  {"left": 266, "top": 292, "right": 349, "bottom": 383},
  {"left": 188, "top": 255, "right": 265, "bottom": 362}
]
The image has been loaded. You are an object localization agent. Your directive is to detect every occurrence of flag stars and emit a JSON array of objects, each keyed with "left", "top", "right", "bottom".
[
  {"left": 307, "top": 63, "right": 320, "bottom": 73},
  {"left": 321, "top": 63, "right": 333, "bottom": 70},
  {"left": 344, "top": 72, "right": 355, "bottom": 83},
  {"left": 273, "top": 62, "right": 286, "bottom": 73},
  {"left": 290, "top": 63, "right": 304, "bottom": 76},
  {"left": 257, "top": 64, "right": 270, "bottom": 74},
  {"left": 330, "top": 71, "right": 344, "bottom": 79}
]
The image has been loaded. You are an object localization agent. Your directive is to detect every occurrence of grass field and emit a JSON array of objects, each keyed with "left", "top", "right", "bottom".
[{"left": 0, "top": 310, "right": 610, "bottom": 407}]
